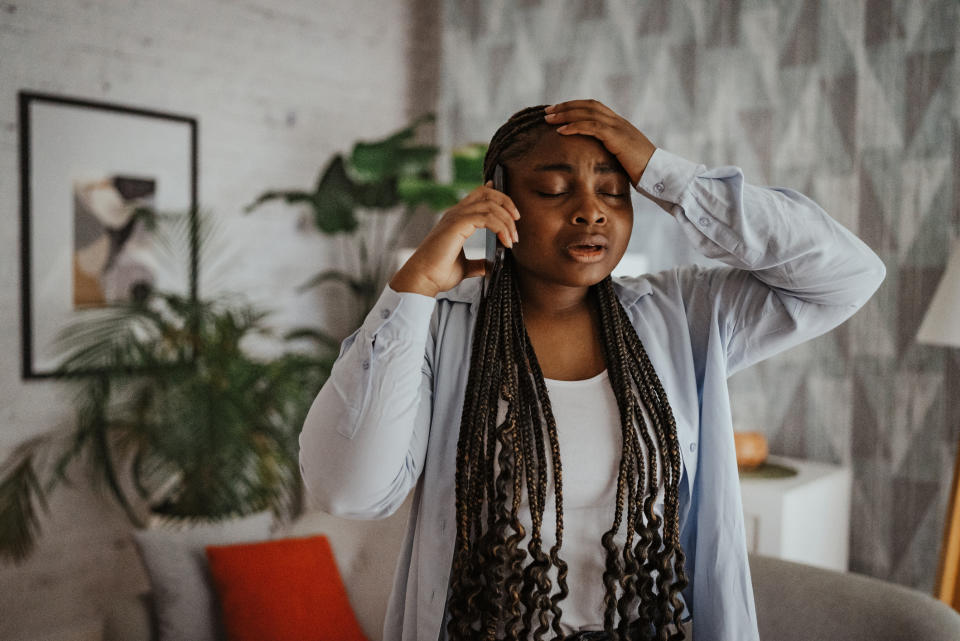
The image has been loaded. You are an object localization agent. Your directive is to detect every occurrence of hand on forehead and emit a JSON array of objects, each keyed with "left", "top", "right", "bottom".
[{"left": 541, "top": 99, "right": 657, "bottom": 186}]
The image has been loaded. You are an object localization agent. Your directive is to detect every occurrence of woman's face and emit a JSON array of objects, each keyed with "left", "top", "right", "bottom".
[{"left": 505, "top": 130, "right": 633, "bottom": 292}]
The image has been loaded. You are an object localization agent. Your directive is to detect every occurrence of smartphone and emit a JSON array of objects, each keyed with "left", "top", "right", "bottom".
[{"left": 483, "top": 164, "right": 506, "bottom": 296}]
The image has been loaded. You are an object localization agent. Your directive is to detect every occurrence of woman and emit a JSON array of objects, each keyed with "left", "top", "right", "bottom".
[{"left": 299, "top": 100, "right": 885, "bottom": 641}]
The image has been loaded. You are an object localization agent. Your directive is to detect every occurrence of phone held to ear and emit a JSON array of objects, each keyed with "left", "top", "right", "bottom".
[{"left": 484, "top": 164, "right": 506, "bottom": 296}]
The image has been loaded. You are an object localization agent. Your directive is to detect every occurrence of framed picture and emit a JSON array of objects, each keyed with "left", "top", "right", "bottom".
[{"left": 19, "top": 91, "right": 198, "bottom": 379}]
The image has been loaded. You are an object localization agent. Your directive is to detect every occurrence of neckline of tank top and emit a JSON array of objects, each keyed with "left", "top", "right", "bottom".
[{"left": 542, "top": 369, "right": 609, "bottom": 387}]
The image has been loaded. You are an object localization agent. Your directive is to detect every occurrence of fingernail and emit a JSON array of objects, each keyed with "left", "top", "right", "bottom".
[
  {"left": 486, "top": 180, "right": 493, "bottom": 186},
  {"left": 513, "top": 230, "right": 519, "bottom": 244},
  {"left": 544, "top": 104, "right": 555, "bottom": 113}
]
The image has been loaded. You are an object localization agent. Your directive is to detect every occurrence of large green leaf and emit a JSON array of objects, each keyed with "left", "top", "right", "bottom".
[
  {"left": 397, "top": 176, "right": 461, "bottom": 210},
  {"left": 393, "top": 145, "right": 440, "bottom": 177},
  {"left": 452, "top": 143, "right": 487, "bottom": 184},
  {"left": 348, "top": 115, "right": 436, "bottom": 183},
  {"left": 312, "top": 155, "right": 359, "bottom": 234},
  {"left": 351, "top": 177, "right": 399, "bottom": 209}
]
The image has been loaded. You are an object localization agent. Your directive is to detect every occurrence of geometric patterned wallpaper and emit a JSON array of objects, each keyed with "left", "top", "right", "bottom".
[{"left": 438, "top": 0, "right": 959, "bottom": 593}]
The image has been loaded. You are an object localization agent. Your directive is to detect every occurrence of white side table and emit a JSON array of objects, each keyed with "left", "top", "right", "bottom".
[{"left": 739, "top": 454, "right": 852, "bottom": 571}]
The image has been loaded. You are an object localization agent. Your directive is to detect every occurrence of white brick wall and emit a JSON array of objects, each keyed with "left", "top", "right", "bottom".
[{"left": 0, "top": 1, "right": 433, "bottom": 637}]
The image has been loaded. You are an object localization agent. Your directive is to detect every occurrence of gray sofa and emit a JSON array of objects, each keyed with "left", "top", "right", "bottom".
[
  {"left": 750, "top": 554, "right": 960, "bottom": 641},
  {"left": 105, "top": 542, "right": 960, "bottom": 640}
]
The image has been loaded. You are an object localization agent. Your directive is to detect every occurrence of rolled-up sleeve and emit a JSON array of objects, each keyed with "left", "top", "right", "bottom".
[
  {"left": 299, "top": 285, "right": 437, "bottom": 519},
  {"left": 638, "top": 148, "right": 886, "bottom": 374}
]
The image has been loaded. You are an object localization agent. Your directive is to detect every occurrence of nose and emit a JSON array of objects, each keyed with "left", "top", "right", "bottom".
[{"left": 572, "top": 193, "right": 606, "bottom": 226}]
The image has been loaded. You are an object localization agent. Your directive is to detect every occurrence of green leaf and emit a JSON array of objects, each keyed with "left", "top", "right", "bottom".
[
  {"left": 312, "top": 155, "right": 359, "bottom": 234},
  {"left": 243, "top": 190, "right": 315, "bottom": 214},
  {"left": 394, "top": 145, "right": 440, "bottom": 177},
  {"left": 0, "top": 456, "right": 48, "bottom": 563},
  {"left": 348, "top": 117, "right": 436, "bottom": 183},
  {"left": 452, "top": 143, "right": 487, "bottom": 184},
  {"left": 351, "top": 178, "right": 399, "bottom": 209},
  {"left": 397, "top": 176, "right": 461, "bottom": 210}
]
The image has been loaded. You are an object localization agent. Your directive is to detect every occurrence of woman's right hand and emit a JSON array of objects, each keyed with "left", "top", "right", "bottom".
[{"left": 389, "top": 182, "right": 520, "bottom": 297}]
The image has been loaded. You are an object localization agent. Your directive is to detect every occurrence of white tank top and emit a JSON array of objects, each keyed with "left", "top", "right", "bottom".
[{"left": 494, "top": 370, "right": 686, "bottom": 635}]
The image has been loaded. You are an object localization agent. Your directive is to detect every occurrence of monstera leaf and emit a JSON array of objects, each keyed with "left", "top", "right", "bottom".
[
  {"left": 312, "top": 154, "right": 361, "bottom": 233},
  {"left": 348, "top": 114, "right": 437, "bottom": 183}
]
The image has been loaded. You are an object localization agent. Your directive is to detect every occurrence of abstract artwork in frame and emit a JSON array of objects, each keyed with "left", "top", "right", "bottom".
[{"left": 19, "top": 91, "right": 198, "bottom": 379}]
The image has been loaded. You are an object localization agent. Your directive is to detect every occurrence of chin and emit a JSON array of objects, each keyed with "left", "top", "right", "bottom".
[{"left": 558, "top": 266, "right": 614, "bottom": 288}]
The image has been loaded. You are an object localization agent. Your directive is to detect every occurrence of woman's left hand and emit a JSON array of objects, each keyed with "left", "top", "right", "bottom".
[{"left": 544, "top": 99, "right": 657, "bottom": 186}]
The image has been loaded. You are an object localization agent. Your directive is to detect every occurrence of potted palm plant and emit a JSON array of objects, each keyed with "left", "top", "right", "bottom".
[
  {"left": 0, "top": 117, "right": 487, "bottom": 564},
  {"left": 0, "top": 212, "right": 336, "bottom": 563}
]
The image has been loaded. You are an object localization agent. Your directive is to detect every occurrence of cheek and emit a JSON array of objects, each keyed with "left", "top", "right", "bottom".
[
  {"left": 514, "top": 215, "right": 553, "bottom": 248},
  {"left": 509, "top": 237, "right": 543, "bottom": 267}
]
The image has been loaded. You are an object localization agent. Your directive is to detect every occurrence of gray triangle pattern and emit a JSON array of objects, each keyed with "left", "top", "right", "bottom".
[{"left": 439, "top": 0, "right": 959, "bottom": 593}]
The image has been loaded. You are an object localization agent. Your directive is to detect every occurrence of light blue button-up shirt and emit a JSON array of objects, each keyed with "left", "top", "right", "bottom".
[{"left": 299, "top": 149, "right": 886, "bottom": 641}]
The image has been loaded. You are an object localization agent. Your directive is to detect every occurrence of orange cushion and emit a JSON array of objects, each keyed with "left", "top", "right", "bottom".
[{"left": 205, "top": 535, "right": 368, "bottom": 641}]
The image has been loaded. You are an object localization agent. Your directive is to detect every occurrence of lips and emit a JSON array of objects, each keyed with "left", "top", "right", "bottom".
[
  {"left": 564, "top": 234, "right": 608, "bottom": 251},
  {"left": 564, "top": 234, "right": 609, "bottom": 263}
]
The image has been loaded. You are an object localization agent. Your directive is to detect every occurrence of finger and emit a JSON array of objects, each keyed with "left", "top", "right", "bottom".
[
  {"left": 554, "top": 119, "right": 610, "bottom": 138},
  {"left": 545, "top": 99, "right": 615, "bottom": 117},
  {"left": 457, "top": 202, "right": 518, "bottom": 246},
  {"left": 545, "top": 107, "right": 616, "bottom": 127},
  {"left": 478, "top": 187, "right": 521, "bottom": 219},
  {"left": 458, "top": 182, "right": 495, "bottom": 206}
]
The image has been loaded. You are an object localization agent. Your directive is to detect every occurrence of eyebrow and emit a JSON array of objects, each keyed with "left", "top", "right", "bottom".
[{"left": 531, "top": 162, "right": 623, "bottom": 174}]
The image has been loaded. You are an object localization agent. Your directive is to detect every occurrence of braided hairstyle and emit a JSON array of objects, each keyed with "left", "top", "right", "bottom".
[{"left": 445, "top": 106, "right": 689, "bottom": 640}]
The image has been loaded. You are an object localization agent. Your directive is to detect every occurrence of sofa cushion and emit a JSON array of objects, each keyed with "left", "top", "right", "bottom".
[
  {"left": 132, "top": 511, "right": 273, "bottom": 641},
  {"left": 205, "top": 535, "right": 368, "bottom": 641}
]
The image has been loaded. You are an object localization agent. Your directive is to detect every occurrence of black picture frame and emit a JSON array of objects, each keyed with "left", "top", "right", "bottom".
[{"left": 19, "top": 91, "right": 199, "bottom": 379}]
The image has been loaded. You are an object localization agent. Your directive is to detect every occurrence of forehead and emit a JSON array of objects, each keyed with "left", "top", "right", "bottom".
[{"left": 513, "top": 130, "right": 623, "bottom": 172}]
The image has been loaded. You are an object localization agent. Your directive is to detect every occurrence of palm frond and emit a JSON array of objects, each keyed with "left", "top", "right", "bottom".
[{"left": 0, "top": 455, "right": 48, "bottom": 563}]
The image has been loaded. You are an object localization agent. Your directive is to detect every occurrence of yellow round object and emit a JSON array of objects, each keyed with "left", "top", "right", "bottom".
[{"left": 734, "top": 431, "right": 769, "bottom": 471}]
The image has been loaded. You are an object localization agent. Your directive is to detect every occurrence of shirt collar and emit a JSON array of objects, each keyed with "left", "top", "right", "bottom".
[
  {"left": 436, "top": 276, "right": 654, "bottom": 311},
  {"left": 612, "top": 277, "right": 654, "bottom": 308}
]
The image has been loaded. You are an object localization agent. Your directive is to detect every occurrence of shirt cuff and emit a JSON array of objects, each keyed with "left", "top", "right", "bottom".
[
  {"left": 359, "top": 284, "right": 437, "bottom": 340},
  {"left": 634, "top": 148, "right": 702, "bottom": 204}
]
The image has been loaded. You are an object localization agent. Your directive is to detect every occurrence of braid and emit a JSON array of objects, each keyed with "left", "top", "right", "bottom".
[
  {"left": 482, "top": 106, "right": 552, "bottom": 184},
  {"left": 447, "top": 106, "right": 688, "bottom": 640}
]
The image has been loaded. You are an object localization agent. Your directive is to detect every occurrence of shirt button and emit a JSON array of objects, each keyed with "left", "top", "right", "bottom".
[
  {"left": 380, "top": 308, "right": 391, "bottom": 319},
  {"left": 689, "top": 442, "right": 697, "bottom": 453},
  {"left": 654, "top": 182, "right": 665, "bottom": 193},
  {"left": 361, "top": 359, "right": 370, "bottom": 370},
  {"left": 698, "top": 216, "right": 711, "bottom": 226}
]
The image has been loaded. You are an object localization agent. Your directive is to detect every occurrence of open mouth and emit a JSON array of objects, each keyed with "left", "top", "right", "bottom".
[{"left": 565, "top": 243, "right": 607, "bottom": 262}]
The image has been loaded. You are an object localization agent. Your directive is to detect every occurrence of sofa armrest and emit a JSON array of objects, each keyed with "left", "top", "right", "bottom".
[
  {"left": 103, "top": 591, "right": 155, "bottom": 641},
  {"left": 749, "top": 553, "right": 960, "bottom": 641}
]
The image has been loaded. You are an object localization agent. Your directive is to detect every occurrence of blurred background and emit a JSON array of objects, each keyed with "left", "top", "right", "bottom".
[{"left": 1, "top": 1, "right": 958, "bottom": 639}]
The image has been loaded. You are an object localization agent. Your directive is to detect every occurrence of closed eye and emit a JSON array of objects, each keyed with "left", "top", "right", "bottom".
[{"left": 536, "top": 191, "right": 568, "bottom": 198}]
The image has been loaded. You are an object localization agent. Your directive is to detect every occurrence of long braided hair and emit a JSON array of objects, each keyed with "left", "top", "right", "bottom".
[{"left": 445, "top": 106, "right": 689, "bottom": 640}]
